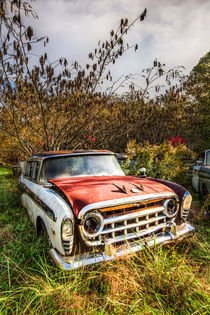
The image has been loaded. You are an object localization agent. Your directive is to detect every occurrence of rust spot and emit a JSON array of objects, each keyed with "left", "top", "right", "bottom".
[
  {"left": 51, "top": 229, "right": 56, "bottom": 236},
  {"left": 100, "top": 199, "right": 163, "bottom": 212}
]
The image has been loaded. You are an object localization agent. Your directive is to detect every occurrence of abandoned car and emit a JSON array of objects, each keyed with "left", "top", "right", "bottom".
[
  {"left": 19, "top": 150, "right": 194, "bottom": 270},
  {"left": 192, "top": 149, "right": 210, "bottom": 197}
]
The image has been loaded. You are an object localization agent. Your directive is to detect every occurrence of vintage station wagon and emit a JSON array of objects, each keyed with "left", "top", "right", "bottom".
[{"left": 19, "top": 150, "right": 194, "bottom": 270}]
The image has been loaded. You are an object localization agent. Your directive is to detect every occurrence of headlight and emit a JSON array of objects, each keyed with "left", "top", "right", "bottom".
[
  {"left": 62, "top": 219, "right": 73, "bottom": 241},
  {"left": 182, "top": 192, "right": 192, "bottom": 210},
  {"left": 163, "top": 198, "right": 178, "bottom": 218},
  {"left": 82, "top": 212, "right": 104, "bottom": 238}
]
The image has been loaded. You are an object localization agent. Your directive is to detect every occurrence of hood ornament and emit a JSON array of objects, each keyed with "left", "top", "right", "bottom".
[
  {"left": 112, "top": 183, "right": 128, "bottom": 194},
  {"left": 131, "top": 188, "right": 141, "bottom": 193},
  {"left": 129, "top": 182, "right": 145, "bottom": 192}
]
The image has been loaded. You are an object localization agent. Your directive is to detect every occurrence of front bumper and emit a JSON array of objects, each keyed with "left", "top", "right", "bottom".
[{"left": 49, "top": 222, "right": 195, "bottom": 270}]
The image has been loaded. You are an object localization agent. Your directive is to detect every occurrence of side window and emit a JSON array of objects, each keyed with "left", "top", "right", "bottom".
[
  {"left": 24, "top": 161, "right": 40, "bottom": 180},
  {"left": 32, "top": 162, "right": 37, "bottom": 180},
  {"left": 25, "top": 162, "right": 31, "bottom": 177},
  {"left": 29, "top": 162, "right": 34, "bottom": 178},
  {"left": 32, "top": 161, "right": 41, "bottom": 181}
]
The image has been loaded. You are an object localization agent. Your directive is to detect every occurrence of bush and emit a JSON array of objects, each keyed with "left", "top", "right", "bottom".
[{"left": 123, "top": 140, "right": 196, "bottom": 187}]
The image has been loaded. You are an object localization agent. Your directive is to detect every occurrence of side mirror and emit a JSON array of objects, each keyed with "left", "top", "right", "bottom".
[{"left": 140, "top": 167, "right": 146, "bottom": 177}]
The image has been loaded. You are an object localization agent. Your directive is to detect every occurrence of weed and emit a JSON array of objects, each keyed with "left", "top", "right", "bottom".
[{"left": 0, "top": 167, "right": 209, "bottom": 314}]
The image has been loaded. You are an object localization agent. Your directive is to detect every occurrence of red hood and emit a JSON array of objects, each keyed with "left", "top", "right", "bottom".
[{"left": 49, "top": 176, "right": 173, "bottom": 217}]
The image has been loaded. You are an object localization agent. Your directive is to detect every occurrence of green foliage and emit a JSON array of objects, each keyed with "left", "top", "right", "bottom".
[
  {"left": 124, "top": 140, "right": 196, "bottom": 186},
  {"left": 185, "top": 51, "right": 210, "bottom": 152}
]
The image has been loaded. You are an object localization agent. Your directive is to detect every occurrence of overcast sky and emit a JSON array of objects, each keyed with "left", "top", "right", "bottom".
[{"left": 30, "top": 0, "right": 210, "bottom": 90}]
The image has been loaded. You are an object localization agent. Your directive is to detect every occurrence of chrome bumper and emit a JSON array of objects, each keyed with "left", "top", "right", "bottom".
[{"left": 49, "top": 222, "right": 195, "bottom": 270}]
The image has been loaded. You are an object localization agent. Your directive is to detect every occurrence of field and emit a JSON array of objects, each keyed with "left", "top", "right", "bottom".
[{"left": 0, "top": 167, "right": 209, "bottom": 314}]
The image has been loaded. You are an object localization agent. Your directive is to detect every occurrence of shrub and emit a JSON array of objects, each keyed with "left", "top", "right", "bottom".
[{"left": 123, "top": 140, "right": 196, "bottom": 187}]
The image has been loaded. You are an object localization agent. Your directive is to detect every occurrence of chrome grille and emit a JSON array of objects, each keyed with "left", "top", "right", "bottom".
[
  {"left": 82, "top": 204, "right": 170, "bottom": 246},
  {"left": 102, "top": 206, "right": 167, "bottom": 244},
  {"left": 78, "top": 193, "right": 178, "bottom": 247},
  {"left": 102, "top": 199, "right": 163, "bottom": 218}
]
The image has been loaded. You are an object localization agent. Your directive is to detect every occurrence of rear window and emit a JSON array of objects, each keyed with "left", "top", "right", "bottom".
[{"left": 24, "top": 161, "right": 40, "bottom": 180}]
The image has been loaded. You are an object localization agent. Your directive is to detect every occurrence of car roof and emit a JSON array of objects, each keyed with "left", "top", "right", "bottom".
[{"left": 30, "top": 150, "right": 114, "bottom": 160}]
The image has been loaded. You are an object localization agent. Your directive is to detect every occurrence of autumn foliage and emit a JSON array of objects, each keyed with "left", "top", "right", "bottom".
[
  {"left": 0, "top": 1, "right": 209, "bottom": 165},
  {"left": 123, "top": 140, "right": 195, "bottom": 186}
]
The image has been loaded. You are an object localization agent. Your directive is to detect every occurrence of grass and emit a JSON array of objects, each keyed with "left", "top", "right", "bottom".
[{"left": 0, "top": 167, "right": 209, "bottom": 314}]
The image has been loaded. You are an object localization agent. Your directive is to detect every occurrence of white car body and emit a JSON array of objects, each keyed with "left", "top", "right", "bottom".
[{"left": 19, "top": 150, "right": 194, "bottom": 270}]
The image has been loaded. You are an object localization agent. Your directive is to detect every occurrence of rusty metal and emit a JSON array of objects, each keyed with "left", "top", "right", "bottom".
[
  {"left": 129, "top": 182, "right": 145, "bottom": 191},
  {"left": 112, "top": 183, "right": 128, "bottom": 194},
  {"left": 49, "top": 222, "right": 195, "bottom": 270}
]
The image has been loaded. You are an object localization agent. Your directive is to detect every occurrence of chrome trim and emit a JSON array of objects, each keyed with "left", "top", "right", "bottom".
[
  {"left": 103, "top": 206, "right": 165, "bottom": 225},
  {"left": 78, "top": 235, "right": 102, "bottom": 247},
  {"left": 81, "top": 220, "right": 167, "bottom": 247},
  {"left": 49, "top": 222, "right": 195, "bottom": 270},
  {"left": 104, "top": 223, "right": 167, "bottom": 244},
  {"left": 163, "top": 198, "right": 178, "bottom": 218},
  {"left": 102, "top": 214, "right": 166, "bottom": 235},
  {"left": 31, "top": 151, "right": 115, "bottom": 161},
  {"left": 61, "top": 216, "right": 74, "bottom": 255},
  {"left": 81, "top": 212, "right": 104, "bottom": 239},
  {"left": 181, "top": 191, "right": 191, "bottom": 220},
  {"left": 23, "top": 191, "right": 57, "bottom": 222},
  {"left": 78, "top": 192, "right": 176, "bottom": 219},
  {"left": 182, "top": 209, "right": 190, "bottom": 221},
  {"left": 40, "top": 152, "right": 115, "bottom": 159}
]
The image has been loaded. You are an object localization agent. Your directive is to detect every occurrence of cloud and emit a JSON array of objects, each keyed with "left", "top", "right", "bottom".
[{"left": 29, "top": 0, "right": 210, "bottom": 86}]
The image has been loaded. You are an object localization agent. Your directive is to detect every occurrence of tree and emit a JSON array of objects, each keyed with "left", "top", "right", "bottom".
[
  {"left": 0, "top": 0, "right": 147, "bottom": 162},
  {"left": 185, "top": 51, "right": 210, "bottom": 151}
]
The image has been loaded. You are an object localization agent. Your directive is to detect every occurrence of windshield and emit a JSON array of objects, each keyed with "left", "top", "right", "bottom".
[{"left": 39, "top": 154, "right": 125, "bottom": 182}]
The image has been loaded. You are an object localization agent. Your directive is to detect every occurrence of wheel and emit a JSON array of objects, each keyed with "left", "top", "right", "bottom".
[{"left": 36, "top": 217, "right": 52, "bottom": 248}]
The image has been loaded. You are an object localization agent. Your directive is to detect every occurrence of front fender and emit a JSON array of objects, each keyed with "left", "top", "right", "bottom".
[
  {"left": 36, "top": 187, "right": 75, "bottom": 255},
  {"left": 148, "top": 177, "right": 187, "bottom": 202},
  {"left": 20, "top": 176, "right": 75, "bottom": 256}
]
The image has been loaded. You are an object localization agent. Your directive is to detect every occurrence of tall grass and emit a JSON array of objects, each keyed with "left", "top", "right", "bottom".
[{"left": 0, "top": 167, "right": 209, "bottom": 314}]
